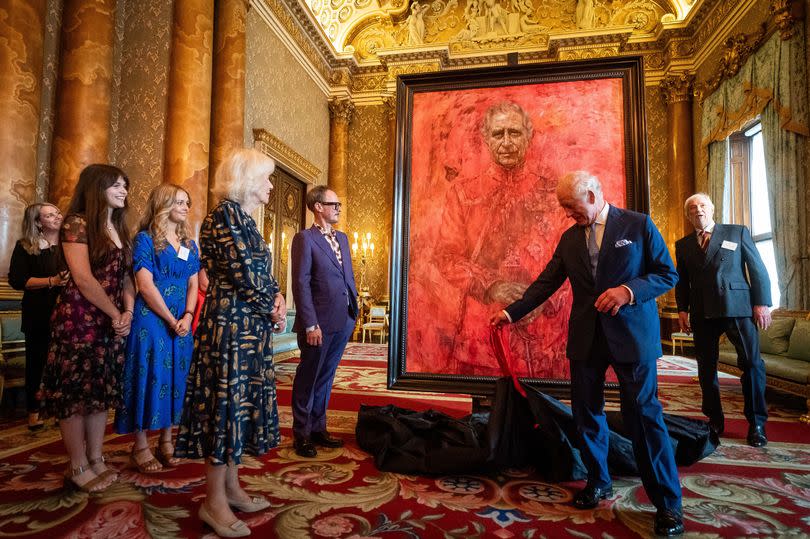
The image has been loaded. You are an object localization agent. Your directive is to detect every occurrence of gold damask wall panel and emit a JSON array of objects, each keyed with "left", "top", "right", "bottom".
[
  {"left": 645, "top": 85, "right": 669, "bottom": 239},
  {"left": 36, "top": 0, "right": 62, "bottom": 201},
  {"left": 245, "top": 8, "right": 329, "bottom": 183},
  {"left": 346, "top": 104, "right": 389, "bottom": 300},
  {"left": 112, "top": 0, "right": 173, "bottom": 215}
]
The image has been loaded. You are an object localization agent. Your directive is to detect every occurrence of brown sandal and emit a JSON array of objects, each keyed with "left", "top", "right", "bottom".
[
  {"left": 129, "top": 446, "right": 163, "bottom": 473},
  {"left": 156, "top": 440, "right": 180, "bottom": 467},
  {"left": 88, "top": 455, "right": 118, "bottom": 483},
  {"left": 64, "top": 464, "right": 106, "bottom": 493}
]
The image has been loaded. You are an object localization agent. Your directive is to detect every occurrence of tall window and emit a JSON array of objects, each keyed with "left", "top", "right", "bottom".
[{"left": 727, "top": 122, "right": 780, "bottom": 307}]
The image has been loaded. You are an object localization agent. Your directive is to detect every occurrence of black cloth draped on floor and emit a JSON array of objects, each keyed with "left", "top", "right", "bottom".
[{"left": 355, "top": 378, "right": 719, "bottom": 480}]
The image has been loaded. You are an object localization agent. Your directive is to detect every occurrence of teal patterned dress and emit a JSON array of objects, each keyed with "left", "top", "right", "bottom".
[{"left": 175, "top": 200, "right": 281, "bottom": 465}]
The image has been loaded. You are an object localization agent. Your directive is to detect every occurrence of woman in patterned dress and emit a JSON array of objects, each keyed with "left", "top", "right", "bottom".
[
  {"left": 40, "top": 164, "right": 135, "bottom": 493},
  {"left": 114, "top": 184, "right": 199, "bottom": 473},
  {"left": 175, "top": 148, "right": 286, "bottom": 537}
]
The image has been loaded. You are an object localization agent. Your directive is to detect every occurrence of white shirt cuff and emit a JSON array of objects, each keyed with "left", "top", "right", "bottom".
[
  {"left": 502, "top": 309, "right": 512, "bottom": 323},
  {"left": 621, "top": 284, "right": 635, "bottom": 304},
  {"left": 306, "top": 324, "right": 318, "bottom": 333}
]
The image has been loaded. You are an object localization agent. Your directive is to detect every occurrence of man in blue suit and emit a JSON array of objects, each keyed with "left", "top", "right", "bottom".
[
  {"left": 491, "top": 171, "right": 684, "bottom": 536},
  {"left": 291, "top": 186, "right": 359, "bottom": 458},
  {"left": 675, "top": 193, "right": 771, "bottom": 446}
]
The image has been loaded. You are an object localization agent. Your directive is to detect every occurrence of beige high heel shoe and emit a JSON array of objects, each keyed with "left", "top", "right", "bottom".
[
  {"left": 228, "top": 495, "right": 270, "bottom": 513},
  {"left": 198, "top": 504, "right": 250, "bottom": 537}
]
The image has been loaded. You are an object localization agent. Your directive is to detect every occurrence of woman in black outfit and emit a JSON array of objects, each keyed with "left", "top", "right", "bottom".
[{"left": 8, "top": 203, "right": 69, "bottom": 430}]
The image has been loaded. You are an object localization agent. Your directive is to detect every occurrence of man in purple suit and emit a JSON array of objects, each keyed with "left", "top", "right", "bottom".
[{"left": 291, "top": 186, "right": 359, "bottom": 458}]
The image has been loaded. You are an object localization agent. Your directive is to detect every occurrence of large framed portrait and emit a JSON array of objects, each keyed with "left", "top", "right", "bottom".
[{"left": 388, "top": 57, "right": 649, "bottom": 396}]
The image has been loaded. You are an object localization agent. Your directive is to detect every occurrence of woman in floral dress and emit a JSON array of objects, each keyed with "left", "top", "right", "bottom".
[
  {"left": 114, "top": 184, "right": 199, "bottom": 473},
  {"left": 175, "top": 148, "right": 286, "bottom": 537},
  {"left": 40, "top": 164, "right": 135, "bottom": 493}
]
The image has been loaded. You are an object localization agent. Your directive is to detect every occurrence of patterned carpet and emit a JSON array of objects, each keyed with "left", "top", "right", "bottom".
[{"left": 0, "top": 343, "right": 808, "bottom": 538}]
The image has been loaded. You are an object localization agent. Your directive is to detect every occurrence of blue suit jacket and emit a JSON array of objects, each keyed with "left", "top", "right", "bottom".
[
  {"left": 675, "top": 223, "right": 771, "bottom": 320},
  {"left": 291, "top": 226, "right": 359, "bottom": 334},
  {"left": 506, "top": 205, "right": 678, "bottom": 364}
]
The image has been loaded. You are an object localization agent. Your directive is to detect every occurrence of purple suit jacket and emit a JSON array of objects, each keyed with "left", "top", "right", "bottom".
[{"left": 291, "top": 226, "right": 359, "bottom": 334}]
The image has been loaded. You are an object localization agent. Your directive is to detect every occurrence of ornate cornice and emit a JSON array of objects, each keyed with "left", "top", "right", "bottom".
[
  {"left": 256, "top": 0, "right": 775, "bottom": 98},
  {"left": 328, "top": 97, "right": 355, "bottom": 123},
  {"left": 693, "top": 22, "right": 767, "bottom": 101},
  {"left": 659, "top": 72, "right": 695, "bottom": 104},
  {"left": 253, "top": 128, "right": 322, "bottom": 183}
]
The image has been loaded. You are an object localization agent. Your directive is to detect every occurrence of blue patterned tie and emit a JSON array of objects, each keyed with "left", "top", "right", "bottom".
[{"left": 588, "top": 221, "right": 599, "bottom": 278}]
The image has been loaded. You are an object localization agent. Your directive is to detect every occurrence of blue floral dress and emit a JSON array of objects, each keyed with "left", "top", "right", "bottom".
[
  {"left": 114, "top": 231, "right": 200, "bottom": 433},
  {"left": 175, "top": 200, "right": 281, "bottom": 465}
]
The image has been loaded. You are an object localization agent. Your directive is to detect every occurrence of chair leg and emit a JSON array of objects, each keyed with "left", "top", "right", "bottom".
[{"left": 362, "top": 329, "right": 366, "bottom": 343}]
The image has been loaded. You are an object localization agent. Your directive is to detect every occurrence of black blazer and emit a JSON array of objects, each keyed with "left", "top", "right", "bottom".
[{"left": 674, "top": 223, "right": 771, "bottom": 320}]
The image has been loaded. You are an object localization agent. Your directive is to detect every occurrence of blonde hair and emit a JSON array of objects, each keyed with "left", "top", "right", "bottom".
[
  {"left": 19, "top": 203, "right": 59, "bottom": 255},
  {"left": 140, "top": 184, "right": 192, "bottom": 252},
  {"left": 211, "top": 148, "right": 275, "bottom": 206}
]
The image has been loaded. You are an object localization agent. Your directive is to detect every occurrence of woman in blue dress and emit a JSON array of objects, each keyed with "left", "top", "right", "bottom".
[
  {"left": 176, "top": 148, "right": 285, "bottom": 538},
  {"left": 115, "top": 184, "right": 200, "bottom": 472}
]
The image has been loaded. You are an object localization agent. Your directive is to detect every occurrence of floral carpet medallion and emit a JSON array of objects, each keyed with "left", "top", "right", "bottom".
[{"left": 0, "top": 345, "right": 807, "bottom": 538}]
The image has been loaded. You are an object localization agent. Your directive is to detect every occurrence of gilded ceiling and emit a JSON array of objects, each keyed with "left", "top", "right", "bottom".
[{"left": 302, "top": 0, "right": 700, "bottom": 61}]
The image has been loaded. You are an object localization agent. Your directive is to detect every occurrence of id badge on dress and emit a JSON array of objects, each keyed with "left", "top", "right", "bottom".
[{"left": 177, "top": 246, "right": 190, "bottom": 261}]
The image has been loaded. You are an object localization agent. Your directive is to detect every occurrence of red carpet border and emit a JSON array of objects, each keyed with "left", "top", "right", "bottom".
[{"left": 0, "top": 344, "right": 807, "bottom": 538}]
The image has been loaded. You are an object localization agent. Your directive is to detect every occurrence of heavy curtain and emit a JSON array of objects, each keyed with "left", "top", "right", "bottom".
[{"left": 699, "top": 27, "right": 809, "bottom": 309}]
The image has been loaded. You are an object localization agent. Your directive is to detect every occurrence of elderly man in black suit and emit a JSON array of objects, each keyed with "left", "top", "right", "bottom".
[{"left": 674, "top": 193, "right": 772, "bottom": 447}]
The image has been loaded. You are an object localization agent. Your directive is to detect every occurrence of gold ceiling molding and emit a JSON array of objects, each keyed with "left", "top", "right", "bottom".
[
  {"left": 253, "top": 128, "right": 322, "bottom": 184},
  {"left": 693, "top": 22, "right": 766, "bottom": 102},
  {"left": 255, "top": 0, "right": 771, "bottom": 98}
]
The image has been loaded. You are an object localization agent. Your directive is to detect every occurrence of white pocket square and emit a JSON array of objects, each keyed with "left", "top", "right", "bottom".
[{"left": 615, "top": 239, "right": 633, "bottom": 247}]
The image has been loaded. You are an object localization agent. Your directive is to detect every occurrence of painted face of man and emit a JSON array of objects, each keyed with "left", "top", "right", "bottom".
[{"left": 484, "top": 111, "right": 530, "bottom": 169}]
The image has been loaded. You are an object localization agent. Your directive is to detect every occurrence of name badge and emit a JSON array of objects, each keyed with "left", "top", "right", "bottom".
[
  {"left": 178, "top": 246, "right": 190, "bottom": 260},
  {"left": 720, "top": 240, "right": 738, "bottom": 251}
]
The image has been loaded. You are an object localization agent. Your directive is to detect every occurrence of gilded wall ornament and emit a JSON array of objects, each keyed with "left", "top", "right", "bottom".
[
  {"left": 329, "top": 97, "right": 356, "bottom": 123},
  {"left": 659, "top": 72, "right": 694, "bottom": 104},
  {"left": 770, "top": 0, "right": 803, "bottom": 40},
  {"left": 693, "top": 23, "right": 767, "bottom": 102}
]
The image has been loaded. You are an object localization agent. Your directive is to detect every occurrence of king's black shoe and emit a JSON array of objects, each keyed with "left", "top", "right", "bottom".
[
  {"left": 747, "top": 424, "right": 767, "bottom": 447},
  {"left": 572, "top": 485, "right": 614, "bottom": 509},
  {"left": 654, "top": 510, "right": 684, "bottom": 536},
  {"left": 311, "top": 431, "right": 344, "bottom": 448},
  {"left": 293, "top": 437, "right": 318, "bottom": 458}
]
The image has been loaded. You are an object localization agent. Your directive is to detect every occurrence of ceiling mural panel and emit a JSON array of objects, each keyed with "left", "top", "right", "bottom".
[{"left": 300, "top": 0, "right": 696, "bottom": 59}]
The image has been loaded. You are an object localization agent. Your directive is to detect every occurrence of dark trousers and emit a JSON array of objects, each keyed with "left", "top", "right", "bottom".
[
  {"left": 570, "top": 322, "right": 682, "bottom": 513},
  {"left": 692, "top": 316, "right": 767, "bottom": 427},
  {"left": 24, "top": 328, "right": 50, "bottom": 413},
  {"left": 291, "top": 316, "right": 355, "bottom": 438}
]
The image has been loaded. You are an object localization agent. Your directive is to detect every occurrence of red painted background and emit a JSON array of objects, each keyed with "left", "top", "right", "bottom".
[{"left": 405, "top": 77, "right": 628, "bottom": 380}]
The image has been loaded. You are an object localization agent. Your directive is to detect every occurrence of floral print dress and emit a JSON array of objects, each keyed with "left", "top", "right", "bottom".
[
  {"left": 174, "top": 200, "right": 281, "bottom": 465},
  {"left": 40, "top": 214, "right": 130, "bottom": 419}
]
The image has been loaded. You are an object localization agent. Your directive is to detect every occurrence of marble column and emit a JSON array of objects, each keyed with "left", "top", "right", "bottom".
[
  {"left": 50, "top": 0, "right": 115, "bottom": 212},
  {"left": 328, "top": 97, "right": 354, "bottom": 232},
  {"left": 209, "top": 0, "right": 246, "bottom": 209},
  {"left": 0, "top": 0, "right": 46, "bottom": 281},
  {"left": 164, "top": 0, "right": 213, "bottom": 237},
  {"left": 660, "top": 73, "right": 696, "bottom": 245}
]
